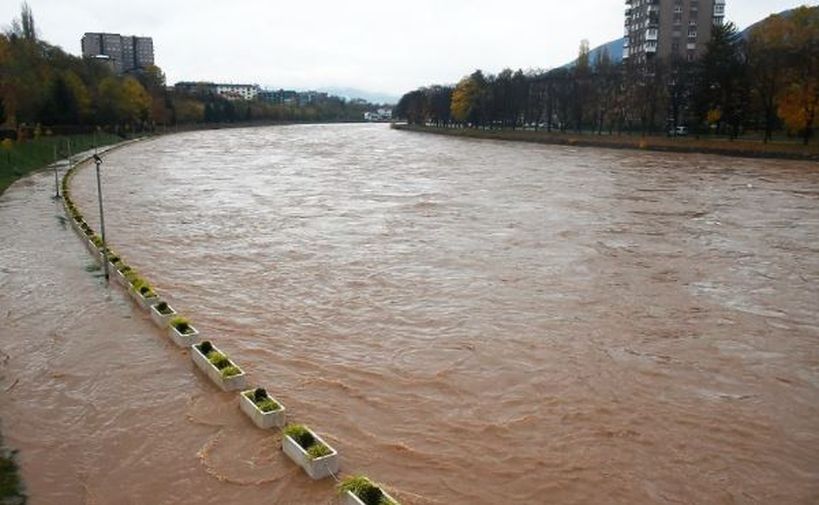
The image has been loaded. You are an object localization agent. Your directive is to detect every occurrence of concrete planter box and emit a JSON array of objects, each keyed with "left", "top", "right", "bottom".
[
  {"left": 282, "top": 428, "right": 339, "bottom": 480},
  {"left": 191, "top": 343, "right": 247, "bottom": 392},
  {"left": 85, "top": 238, "right": 100, "bottom": 256},
  {"left": 114, "top": 268, "right": 131, "bottom": 287},
  {"left": 136, "top": 289, "right": 160, "bottom": 310},
  {"left": 168, "top": 323, "right": 199, "bottom": 347},
  {"left": 149, "top": 302, "right": 177, "bottom": 328},
  {"left": 342, "top": 489, "right": 399, "bottom": 505},
  {"left": 239, "top": 390, "right": 286, "bottom": 429}
]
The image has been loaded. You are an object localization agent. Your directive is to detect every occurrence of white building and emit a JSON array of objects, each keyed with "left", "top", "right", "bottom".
[{"left": 214, "top": 84, "right": 261, "bottom": 101}]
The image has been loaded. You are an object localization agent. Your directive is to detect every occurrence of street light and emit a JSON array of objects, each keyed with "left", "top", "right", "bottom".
[{"left": 93, "top": 152, "right": 110, "bottom": 283}]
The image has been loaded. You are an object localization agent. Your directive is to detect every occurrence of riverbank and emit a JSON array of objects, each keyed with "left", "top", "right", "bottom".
[
  {"left": 0, "top": 133, "right": 123, "bottom": 196},
  {"left": 392, "top": 124, "right": 819, "bottom": 161}
]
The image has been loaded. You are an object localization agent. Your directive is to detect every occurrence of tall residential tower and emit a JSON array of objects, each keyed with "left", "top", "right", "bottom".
[
  {"left": 81, "top": 32, "right": 154, "bottom": 74},
  {"left": 623, "top": 0, "right": 726, "bottom": 63}
]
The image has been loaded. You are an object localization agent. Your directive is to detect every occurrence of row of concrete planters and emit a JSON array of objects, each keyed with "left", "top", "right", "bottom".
[
  {"left": 191, "top": 342, "right": 247, "bottom": 392},
  {"left": 239, "top": 390, "right": 286, "bottom": 429},
  {"left": 342, "top": 489, "right": 399, "bottom": 505},
  {"left": 282, "top": 428, "right": 340, "bottom": 480}
]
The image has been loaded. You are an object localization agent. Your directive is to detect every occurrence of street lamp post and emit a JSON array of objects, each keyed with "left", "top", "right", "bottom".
[
  {"left": 52, "top": 145, "right": 60, "bottom": 199},
  {"left": 93, "top": 153, "right": 110, "bottom": 283}
]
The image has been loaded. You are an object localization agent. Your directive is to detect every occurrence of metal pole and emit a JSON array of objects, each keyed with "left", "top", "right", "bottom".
[
  {"left": 94, "top": 154, "right": 110, "bottom": 283},
  {"left": 53, "top": 144, "right": 60, "bottom": 199}
]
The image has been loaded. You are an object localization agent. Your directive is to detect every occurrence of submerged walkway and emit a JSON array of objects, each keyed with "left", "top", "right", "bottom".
[{"left": 0, "top": 169, "right": 330, "bottom": 504}]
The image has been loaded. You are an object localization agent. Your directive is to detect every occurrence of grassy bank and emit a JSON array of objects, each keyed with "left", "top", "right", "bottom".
[
  {"left": 0, "top": 133, "right": 123, "bottom": 196},
  {"left": 392, "top": 124, "right": 819, "bottom": 161},
  {"left": 0, "top": 429, "right": 25, "bottom": 505}
]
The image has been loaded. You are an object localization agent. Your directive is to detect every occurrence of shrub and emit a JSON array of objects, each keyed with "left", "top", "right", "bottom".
[
  {"left": 253, "top": 387, "right": 267, "bottom": 402},
  {"left": 154, "top": 301, "right": 173, "bottom": 315},
  {"left": 339, "top": 476, "right": 396, "bottom": 505},
  {"left": 284, "top": 424, "right": 332, "bottom": 459},
  {"left": 170, "top": 316, "right": 193, "bottom": 334},
  {"left": 245, "top": 389, "right": 280, "bottom": 412},
  {"left": 284, "top": 424, "right": 315, "bottom": 450}
]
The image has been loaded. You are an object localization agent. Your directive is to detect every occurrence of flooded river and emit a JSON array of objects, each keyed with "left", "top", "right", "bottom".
[{"left": 1, "top": 124, "right": 818, "bottom": 504}]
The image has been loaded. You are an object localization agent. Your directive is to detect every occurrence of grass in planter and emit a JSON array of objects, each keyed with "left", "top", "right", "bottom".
[
  {"left": 207, "top": 351, "right": 231, "bottom": 369},
  {"left": 220, "top": 365, "right": 241, "bottom": 378},
  {"left": 130, "top": 277, "right": 157, "bottom": 298},
  {"left": 169, "top": 316, "right": 194, "bottom": 335},
  {"left": 154, "top": 301, "right": 174, "bottom": 316},
  {"left": 339, "top": 475, "right": 397, "bottom": 505},
  {"left": 245, "top": 388, "right": 281, "bottom": 412},
  {"left": 283, "top": 424, "right": 333, "bottom": 460},
  {"left": 201, "top": 345, "right": 242, "bottom": 378}
]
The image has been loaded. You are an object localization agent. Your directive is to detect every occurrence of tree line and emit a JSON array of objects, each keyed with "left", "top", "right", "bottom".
[
  {"left": 0, "top": 3, "right": 378, "bottom": 140},
  {"left": 395, "top": 7, "right": 819, "bottom": 144}
]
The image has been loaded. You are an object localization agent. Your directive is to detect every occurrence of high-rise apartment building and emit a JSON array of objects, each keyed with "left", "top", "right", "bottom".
[
  {"left": 81, "top": 32, "right": 154, "bottom": 74},
  {"left": 623, "top": 0, "right": 725, "bottom": 63}
]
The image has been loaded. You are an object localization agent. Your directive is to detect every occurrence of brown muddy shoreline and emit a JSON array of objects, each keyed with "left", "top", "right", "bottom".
[{"left": 392, "top": 123, "right": 819, "bottom": 161}]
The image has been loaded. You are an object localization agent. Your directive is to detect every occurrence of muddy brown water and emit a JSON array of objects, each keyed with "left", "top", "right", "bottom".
[{"left": 1, "top": 124, "right": 818, "bottom": 505}]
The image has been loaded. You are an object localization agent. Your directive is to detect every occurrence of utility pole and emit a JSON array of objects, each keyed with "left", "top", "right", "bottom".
[{"left": 93, "top": 151, "right": 110, "bottom": 284}]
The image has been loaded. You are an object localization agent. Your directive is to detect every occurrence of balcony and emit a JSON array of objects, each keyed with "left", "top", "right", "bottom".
[{"left": 645, "top": 28, "right": 659, "bottom": 41}]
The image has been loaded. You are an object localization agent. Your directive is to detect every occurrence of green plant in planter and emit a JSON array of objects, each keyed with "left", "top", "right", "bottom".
[
  {"left": 154, "top": 301, "right": 174, "bottom": 316},
  {"left": 338, "top": 476, "right": 397, "bottom": 505},
  {"left": 198, "top": 340, "right": 214, "bottom": 355},
  {"left": 283, "top": 424, "right": 332, "bottom": 460},
  {"left": 245, "top": 388, "right": 280, "bottom": 412},
  {"left": 220, "top": 365, "right": 241, "bottom": 378},
  {"left": 90, "top": 235, "right": 103, "bottom": 248},
  {"left": 307, "top": 444, "right": 332, "bottom": 459},
  {"left": 207, "top": 351, "right": 230, "bottom": 369},
  {"left": 169, "top": 316, "right": 194, "bottom": 334}
]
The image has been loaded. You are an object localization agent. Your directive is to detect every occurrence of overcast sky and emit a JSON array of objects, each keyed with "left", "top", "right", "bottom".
[{"left": 1, "top": 0, "right": 815, "bottom": 98}]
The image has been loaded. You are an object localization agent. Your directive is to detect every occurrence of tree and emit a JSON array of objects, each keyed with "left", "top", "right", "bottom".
[
  {"left": 747, "top": 14, "right": 791, "bottom": 141},
  {"left": 775, "top": 6, "right": 819, "bottom": 144},
  {"left": 694, "top": 22, "right": 749, "bottom": 138},
  {"left": 451, "top": 75, "right": 481, "bottom": 124}
]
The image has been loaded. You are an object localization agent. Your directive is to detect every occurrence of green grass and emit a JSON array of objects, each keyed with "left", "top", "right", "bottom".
[
  {"left": 0, "top": 133, "right": 123, "bottom": 196},
  {"left": 244, "top": 389, "right": 281, "bottom": 412},
  {"left": 0, "top": 428, "right": 25, "bottom": 504},
  {"left": 169, "top": 316, "right": 194, "bottom": 334},
  {"left": 207, "top": 351, "right": 230, "bottom": 369},
  {"left": 220, "top": 365, "right": 241, "bottom": 378},
  {"left": 338, "top": 475, "right": 397, "bottom": 505},
  {"left": 283, "top": 424, "right": 332, "bottom": 460}
]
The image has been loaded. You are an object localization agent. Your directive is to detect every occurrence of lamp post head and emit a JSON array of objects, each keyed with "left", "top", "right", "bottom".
[{"left": 93, "top": 154, "right": 103, "bottom": 165}]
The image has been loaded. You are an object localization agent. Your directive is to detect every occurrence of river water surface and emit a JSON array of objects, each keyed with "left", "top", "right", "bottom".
[{"left": 1, "top": 124, "right": 818, "bottom": 504}]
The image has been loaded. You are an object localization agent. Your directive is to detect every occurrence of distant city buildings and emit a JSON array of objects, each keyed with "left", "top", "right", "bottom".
[
  {"left": 364, "top": 109, "right": 393, "bottom": 122},
  {"left": 624, "top": 0, "right": 725, "bottom": 63},
  {"left": 81, "top": 32, "right": 154, "bottom": 74},
  {"left": 176, "top": 83, "right": 338, "bottom": 106}
]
